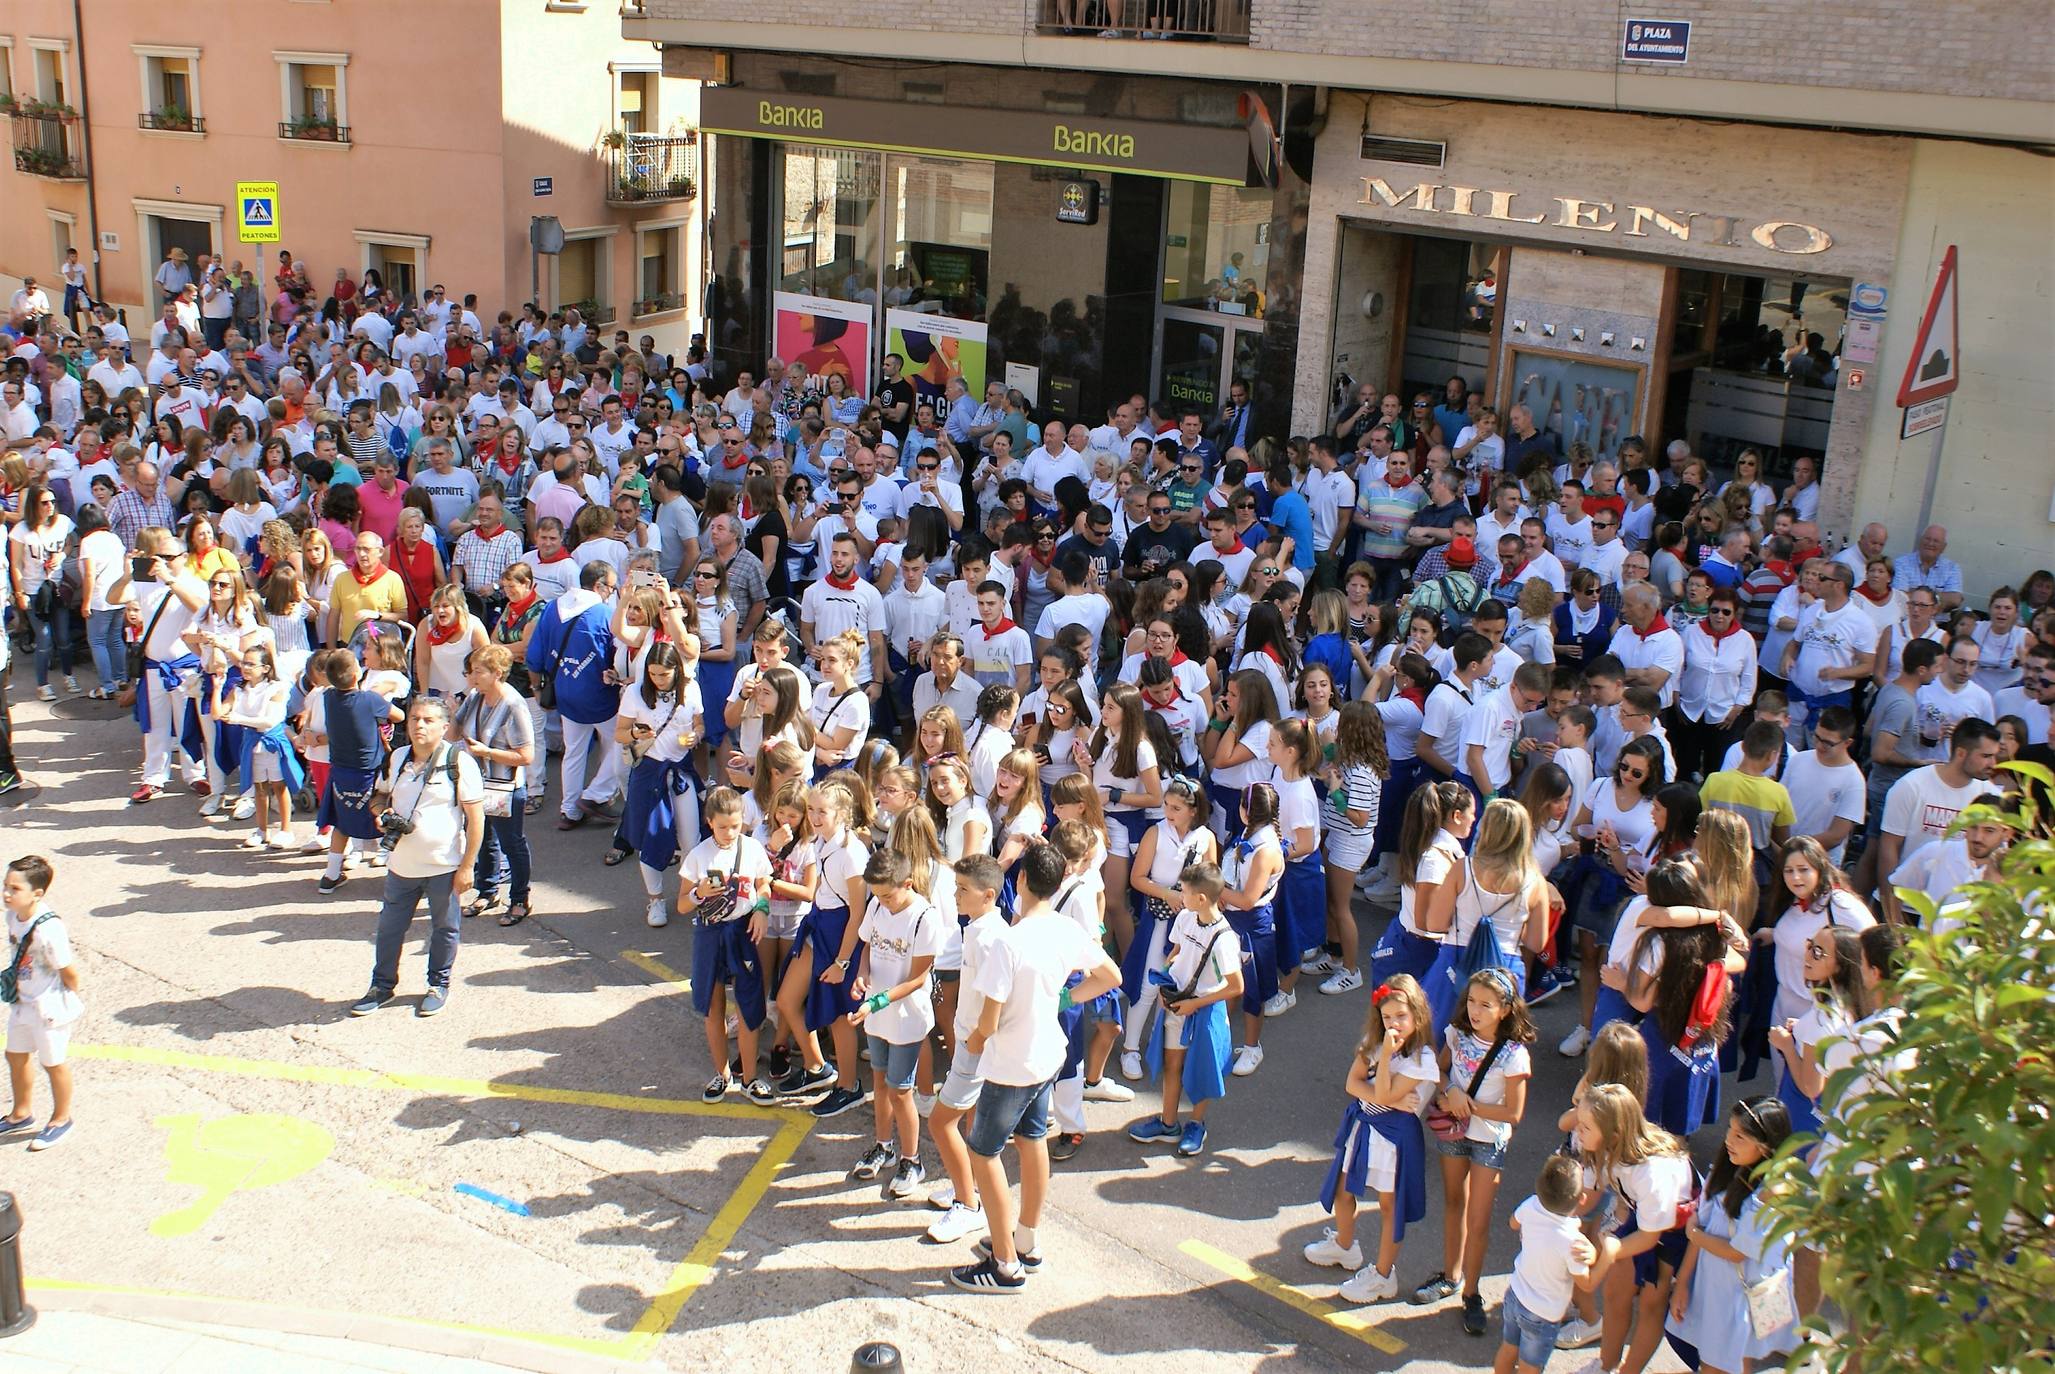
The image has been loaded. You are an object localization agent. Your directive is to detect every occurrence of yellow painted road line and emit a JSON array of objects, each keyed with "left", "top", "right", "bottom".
[
  {"left": 70, "top": 1041, "right": 808, "bottom": 1126},
  {"left": 1179, "top": 1239, "right": 1407, "bottom": 1355},
  {"left": 621, "top": 948, "right": 693, "bottom": 993},
  {"left": 619, "top": 1114, "right": 813, "bottom": 1360}
]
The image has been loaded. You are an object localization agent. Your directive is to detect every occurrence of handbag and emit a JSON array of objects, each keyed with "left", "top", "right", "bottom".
[
  {"left": 534, "top": 611, "right": 573, "bottom": 711},
  {"left": 1426, "top": 1032, "right": 1509, "bottom": 1142},
  {"left": 0, "top": 914, "right": 55, "bottom": 1006},
  {"left": 127, "top": 586, "right": 177, "bottom": 683},
  {"left": 463, "top": 696, "right": 520, "bottom": 817},
  {"left": 1746, "top": 1266, "right": 1796, "bottom": 1337}
]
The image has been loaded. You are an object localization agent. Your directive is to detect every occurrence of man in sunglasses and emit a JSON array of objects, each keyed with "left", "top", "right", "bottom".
[
  {"left": 1120, "top": 490, "right": 1196, "bottom": 579},
  {"left": 896, "top": 448, "right": 965, "bottom": 531}
]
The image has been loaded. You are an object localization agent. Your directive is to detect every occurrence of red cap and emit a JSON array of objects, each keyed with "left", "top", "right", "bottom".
[{"left": 1446, "top": 536, "right": 1477, "bottom": 569}]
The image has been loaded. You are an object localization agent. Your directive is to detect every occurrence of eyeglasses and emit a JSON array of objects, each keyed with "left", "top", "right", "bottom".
[{"left": 1805, "top": 941, "right": 1828, "bottom": 958}]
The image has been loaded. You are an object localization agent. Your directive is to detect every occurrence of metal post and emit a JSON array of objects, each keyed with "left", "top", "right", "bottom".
[
  {"left": 1913, "top": 418, "right": 1948, "bottom": 538},
  {"left": 850, "top": 1342, "right": 903, "bottom": 1373},
  {"left": 0, "top": 1192, "right": 35, "bottom": 1338}
]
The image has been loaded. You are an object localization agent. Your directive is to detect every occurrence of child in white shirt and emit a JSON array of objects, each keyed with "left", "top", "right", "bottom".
[
  {"left": 1498, "top": 1155, "right": 1606, "bottom": 1374},
  {"left": 1125, "top": 861, "right": 1242, "bottom": 1157},
  {"left": 677, "top": 787, "right": 774, "bottom": 1104},
  {"left": 849, "top": 848, "right": 942, "bottom": 1199},
  {"left": 2, "top": 856, "right": 85, "bottom": 1152}
]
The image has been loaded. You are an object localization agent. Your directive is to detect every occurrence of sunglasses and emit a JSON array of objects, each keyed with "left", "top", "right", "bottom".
[
  {"left": 695, "top": 569, "right": 718, "bottom": 579},
  {"left": 917, "top": 463, "right": 939, "bottom": 472},
  {"left": 209, "top": 579, "right": 236, "bottom": 589},
  {"left": 1259, "top": 567, "right": 1280, "bottom": 577},
  {"left": 1179, "top": 464, "right": 1201, "bottom": 473}
]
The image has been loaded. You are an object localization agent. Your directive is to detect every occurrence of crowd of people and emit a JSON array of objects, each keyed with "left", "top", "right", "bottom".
[{"left": 4, "top": 259, "right": 2043, "bottom": 1372}]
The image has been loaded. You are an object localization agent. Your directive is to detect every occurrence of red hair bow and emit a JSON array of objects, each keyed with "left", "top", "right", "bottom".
[{"left": 1370, "top": 983, "right": 1393, "bottom": 1006}]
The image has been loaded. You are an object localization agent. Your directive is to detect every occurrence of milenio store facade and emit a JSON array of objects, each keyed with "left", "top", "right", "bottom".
[
  {"left": 1293, "top": 92, "right": 1921, "bottom": 541},
  {"left": 676, "top": 52, "right": 1299, "bottom": 433}
]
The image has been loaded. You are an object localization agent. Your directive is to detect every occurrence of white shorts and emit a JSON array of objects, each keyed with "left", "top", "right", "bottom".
[
  {"left": 1325, "top": 831, "right": 1373, "bottom": 874},
  {"left": 251, "top": 750, "right": 285, "bottom": 784},
  {"left": 767, "top": 904, "right": 804, "bottom": 942},
  {"left": 937, "top": 1042, "right": 986, "bottom": 1112},
  {"left": 7, "top": 1007, "right": 71, "bottom": 1068}
]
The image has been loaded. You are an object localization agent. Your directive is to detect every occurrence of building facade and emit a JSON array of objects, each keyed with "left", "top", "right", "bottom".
[
  {"left": 628, "top": 0, "right": 2053, "bottom": 596},
  {"left": 1, "top": 0, "right": 707, "bottom": 351}
]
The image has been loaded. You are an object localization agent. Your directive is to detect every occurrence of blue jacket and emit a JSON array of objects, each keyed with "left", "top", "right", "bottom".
[{"left": 525, "top": 592, "right": 620, "bottom": 725}]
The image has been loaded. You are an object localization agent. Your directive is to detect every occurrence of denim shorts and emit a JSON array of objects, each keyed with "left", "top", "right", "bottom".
[
  {"left": 1501, "top": 1287, "right": 1564, "bottom": 1369},
  {"left": 865, "top": 1033, "right": 922, "bottom": 1092},
  {"left": 964, "top": 1077, "right": 1055, "bottom": 1158},
  {"left": 937, "top": 1042, "right": 985, "bottom": 1112},
  {"left": 1433, "top": 1129, "right": 1511, "bottom": 1171}
]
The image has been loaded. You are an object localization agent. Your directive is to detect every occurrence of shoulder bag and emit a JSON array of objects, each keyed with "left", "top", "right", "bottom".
[
  {"left": 1426, "top": 1032, "right": 1510, "bottom": 1142},
  {"left": 534, "top": 610, "right": 574, "bottom": 711}
]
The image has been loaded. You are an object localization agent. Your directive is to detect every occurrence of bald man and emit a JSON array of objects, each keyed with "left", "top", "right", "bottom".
[{"left": 1891, "top": 525, "right": 1964, "bottom": 612}]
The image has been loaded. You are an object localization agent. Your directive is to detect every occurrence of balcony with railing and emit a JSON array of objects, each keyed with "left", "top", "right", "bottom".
[
  {"left": 1035, "top": 0, "right": 1249, "bottom": 42},
  {"left": 278, "top": 118, "right": 351, "bottom": 145},
  {"left": 633, "top": 290, "right": 684, "bottom": 317},
  {"left": 568, "top": 298, "right": 618, "bottom": 327},
  {"left": 139, "top": 108, "right": 205, "bottom": 134},
  {"left": 603, "top": 130, "right": 698, "bottom": 205},
  {"left": 3, "top": 100, "right": 87, "bottom": 179}
]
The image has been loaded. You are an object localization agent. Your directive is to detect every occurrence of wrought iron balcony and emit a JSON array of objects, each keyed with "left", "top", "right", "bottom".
[
  {"left": 1036, "top": 0, "right": 1250, "bottom": 41},
  {"left": 278, "top": 118, "right": 350, "bottom": 144},
  {"left": 568, "top": 299, "right": 617, "bottom": 327},
  {"left": 633, "top": 292, "right": 684, "bottom": 317},
  {"left": 140, "top": 109, "right": 205, "bottom": 134},
  {"left": 6, "top": 104, "right": 86, "bottom": 179},
  {"left": 604, "top": 131, "right": 698, "bottom": 205}
]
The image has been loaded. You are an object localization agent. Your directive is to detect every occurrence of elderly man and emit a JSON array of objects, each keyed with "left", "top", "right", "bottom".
[
  {"left": 348, "top": 697, "right": 485, "bottom": 1019},
  {"left": 1833, "top": 521, "right": 1889, "bottom": 586},
  {"left": 1609, "top": 583, "right": 1686, "bottom": 708},
  {"left": 525, "top": 561, "right": 622, "bottom": 830},
  {"left": 107, "top": 462, "right": 177, "bottom": 550},
  {"left": 1781, "top": 561, "right": 1876, "bottom": 742},
  {"left": 1892, "top": 525, "right": 1964, "bottom": 612},
  {"left": 328, "top": 533, "right": 410, "bottom": 646},
  {"left": 1503, "top": 403, "right": 1559, "bottom": 475},
  {"left": 706, "top": 513, "right": 768, "bottom": 636}
]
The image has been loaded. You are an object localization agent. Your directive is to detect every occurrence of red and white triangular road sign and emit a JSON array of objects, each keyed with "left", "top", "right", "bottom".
[{"left": 1897, "top": 244, "right": 1959, "bottom": 406}]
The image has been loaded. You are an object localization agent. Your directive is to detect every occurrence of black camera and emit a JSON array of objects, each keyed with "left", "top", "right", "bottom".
[{"left": 376, "top": 810, "right": 414, "bottom": 850}]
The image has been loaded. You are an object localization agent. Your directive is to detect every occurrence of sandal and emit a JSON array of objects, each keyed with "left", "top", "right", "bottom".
[
  {"left": 463, "top": 894, "right": 502, "bottom": 919},
  {"left": 524, "top": 795, "right": 545, "bottom": 816},
  {"left": 602, "top": 847, "right": 631, "bottom": 867},
  {"left": 499, "top": 903, "right": 530, "bottom": 927}
]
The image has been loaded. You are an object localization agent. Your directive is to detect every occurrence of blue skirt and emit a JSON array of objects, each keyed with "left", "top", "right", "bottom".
[
  {"left": 1278, "top": 854, "right": 1327, "bottom": 973},
  {"left": 691, "top": 916, "right": 767, "bottom": 1027},
  {"left": 1373, "top": 757, "right": 1425, "bottom": 858},
  {"left": 317, "top": 764, "right": 382, "bottom": 839},
  {"left": 1589, "top": 984, "right": 1643, "bottom": 1037},
  {"left": 1643, "top": 1022, "right": 1722, "bottom": 1137},
  {"left": 620, "top": 754, "right": 694, "bottom": 870},
  {"left": 1119, "top": 889, "right": 1172, "bottom": 1004},
  {"left": 794, "top": 903, "right": 864, "bottom": 1032},
  {"left": 698, "top": 657, "right": 738, "bottom": 747},
  {"left": 1615, "top": 1212, "right": 1690, "bottom": 1289},
  {"left": 1367, "top": 919, "right": 1438, "bottom": 990},
  {"left": 1205, "top": 779, "right": 1245, "bottom": 835},
  {"left": 1775, "top": 1060, "right": 1821, "bottom": 1141},
  {"left": 1226, "top": 903, "right": 1277, "bottom": 1016},
  {"left": 1320, "top": 1101, "right": 1428, "bottom": 1241}
]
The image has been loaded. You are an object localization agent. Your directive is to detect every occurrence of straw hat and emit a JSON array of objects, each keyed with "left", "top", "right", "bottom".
[{"left": 168, "top": 247, "right": 189, "bottom": 262}]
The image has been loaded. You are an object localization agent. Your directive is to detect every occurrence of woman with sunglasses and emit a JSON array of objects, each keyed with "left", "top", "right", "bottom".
[
  {"left": 183, "top": 567, "right": 270, "bottom": 816},
  {"left": 1551, "top": 568, "right": 1617, "bottom": 667},
  {"left": 1673, "top": 587, "right": 1757, "bottom": 781},
  {"left": 1716, "top": 448, "right": 1776, "bottom": 530},
  {"left": 8, "top": 485, "right": 79, "bottom": 700}
]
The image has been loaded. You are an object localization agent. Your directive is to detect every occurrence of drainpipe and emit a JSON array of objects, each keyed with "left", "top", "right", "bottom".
[{"left": 71, "top": 0, "right": 106, "bottom": 307}]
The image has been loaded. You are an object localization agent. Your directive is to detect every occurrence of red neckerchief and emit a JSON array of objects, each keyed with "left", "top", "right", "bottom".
[
  {"left": 1681, "top": 962, "right": 1730, "bottom": 1050},
  {"left": 350, "top": 561, "right": 387, "bottom": 586},
  {"left": 1258, "top": 644, "right": 1284, "bottom": 664},
  {"left": 1030, "top": 544, "right": 1054, "bottom": 570},
  {"left": 1790, "top": 542, "right": 1823, "bottom": 566},
  {"left": 503, "top": 591, "right": 538, "bottom": 623},
  {"left": 1167, "top": 649, "right": 1190, "bottom": 668},
  {"left": 1701, "top": 613, "right": 1744, "bottom": 644},
  {"left": 1497, "top": 559, "right": 1528, "bottom": 586},
  {"left": 1143, "top": 685, "right": 1181, "bottom": 712},
  {"left": 1398, "top": 683, "right": 1427, "bottom": 710},
  {"left": 1632, "top": 614, "right": 1671, "bottom": 639},
  {"left": 1385, "top": 474, "right": 1414, "bottom": 490},
  {"left": 982, "top": 616, "right": 1018, "bottom": 637},
  {"left": 824, "top": 570, "right": 859, "bottom": 591},
  {"left": 1855, "top": 583, "right": 1893, "bottom": 606},
  {"left": 425, "top": 617, "right": 466, "bottom": 647},
  {"left": 740, "top": 493, "right": 757, "bottom": 521},
  {"left": 1213, "top": 537, "right": 1245, "bottom": 557},
  {"left": 471, "top": 522, "right": 507, "bottom": 543},
  {"left": 495, "top": 449, "right": 523, "bottom": 475},
  {"left": 535, "top": 547, "right": 572, "bottom": 564}
]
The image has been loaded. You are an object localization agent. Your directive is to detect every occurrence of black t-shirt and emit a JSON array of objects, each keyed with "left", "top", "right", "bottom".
[
  {"left": 1120, "top": 521, "right": 1199, "bottom": 578},
  {"left": 874, "top": 378, "right": 915, "bottom": 441},
  {"left": 1056, "top": 532, "right": 1118, "bottom": 585}
]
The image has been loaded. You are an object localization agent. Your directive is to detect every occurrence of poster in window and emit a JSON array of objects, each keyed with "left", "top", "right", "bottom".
[
  {"left": 885, "top": 307, "right": 987, "bottom": 407},
  {"left": 773, "top": 291, "right": 873, "bottom": 399},
  {"left": 1506, "top": 348, "right": 1644, "bottom": 465}
]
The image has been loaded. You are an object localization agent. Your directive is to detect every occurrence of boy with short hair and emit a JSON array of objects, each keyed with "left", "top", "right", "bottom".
[
  {"left": 849, "top": 848, "right": 941, "bottom": 1198},
  {"left": 1721, "top": 689, "right": 1794, "bottom": 778},
  {"left": 2, "top": 854, "right": 84, "bottom": 1151},
  {"left": 1583, "top": 656, "right": 1628, "bottom": 776},
  {"left": 1496, "top": 1154, "right": 1607, "bottom": 1374},
  {"left": 677, "top": 786, "right": 774, "bottom": 1105},
  {"left": 925, "top": 854, "right": 1007, "bottom": 1243},
  {"left": 1552, "top": 705, "right": 1597, "bottom": 804},
  {"left": 1127, "top": 862, "right": 1243, "bottom": 1157}
]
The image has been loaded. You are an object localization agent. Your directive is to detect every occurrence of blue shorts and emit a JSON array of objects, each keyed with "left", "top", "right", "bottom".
[
  {"left": 690, "top": 918, "right": 767, "bottom": 1029},
  {"left": 1433, "top": 1130, "right": 1511, "bottom": 1172},
  {"left": 866, "top": 1033, "right": 922, "bottom": 1091},
  {"left": 965, "top": 1077, "right": 1055, "bottom": 1158},
  {"left": 1501, "top": 1287, "right": 1564, "bottom": 1369}
]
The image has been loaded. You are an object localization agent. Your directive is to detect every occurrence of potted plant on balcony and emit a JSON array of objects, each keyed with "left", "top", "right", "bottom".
[
  {"left": 288, "top": 113, "right": 339, "bottom": 141},
  {"left": 600, "top": 128, "right": 626, "bottom": 150},
  {"left": 616, "top": 174, "right": 650, "bottom": 202},
  {"left": 15, "top": 145, "right": 70, "bottom": 177},
  {"left": 151, "top": 104, "right": 195, "bottom": 132},
  {"left": 0, "top": 94, "right": 18, "bottom": 116},
  {"left": 666, "top": 174, "right": 694, "bottom": 199}
]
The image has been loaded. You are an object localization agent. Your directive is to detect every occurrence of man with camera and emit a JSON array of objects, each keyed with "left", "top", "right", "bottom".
[{"left": 350, "top": 697, "right": 486, "bottom": 1019}]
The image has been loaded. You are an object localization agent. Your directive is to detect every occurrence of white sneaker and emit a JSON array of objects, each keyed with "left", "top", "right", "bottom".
[
  {"left": 1301, "top": 952, "right": 1338, "bottom": 975},
  {"left": 926, "top": 1202, "right": 984, "bottom": 1244},
  {"left": 242, "top": 829, "right": 269, "bottom": 849},
  {"left": 364, "top": 849, "right": 387, "bottom": 869},
  {"left": 1563, "top": 1359, "right": 1614, "bottom": 1374},
  {"left": 1083, "top": 1077, "right": 1135, "bottom": 1103},
  {"left": 199, "top": 793, "right": 226, "bottom": 817},
  {"left": 1230, "top": 1045, "right": 1264, "bottom": 1077},
  {"left": 1338, "top": 1264, "right": 1399, "bottom": 1305},
  {"left": 925, "top": 1180, "right": 957, "bottom": 1211},
  {"left": 1302, "top": 1235, "right": 1365, "bottom": 1270},
  {"left": 268, "top": 830, "right": 296, "bottom": 851},
  {"left": 1555, "top": 1316, "right": 1603, "bottom": 1350},
  {"left": 1119, "top": 1050, "right": 1144, "bottom": 1081},
  {"left": 343, "top": 850, "right": 362, "bottom": 871},
  {"left": 64, "top": 675, "right": 82, "bottom": 696},
  {"left": 302, "top": 833, "right": 329, "bottom": 854},
  {"left": 915, "top": 1091, "right": 937, "bottom": 1119},
  {"left": 35, "top": 685, "right": 57, "bottom": 703},
  {"left": 1260, "top": 989, "right": 1296, "bottom": 1018},
  {"left": 232, "top": 794, "right": 257, "bottom": 821},
  {"left": 1558, "top": 1025, "right": 1592, "bottom": 1058},
  {"left": 646, "top": 899, "right": 669, "bottom": 929},
  {"left": 1320, "top": 967, "right": 1365, "bottom": 994}
]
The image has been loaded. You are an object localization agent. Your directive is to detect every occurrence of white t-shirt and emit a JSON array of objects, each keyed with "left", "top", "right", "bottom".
[
  {"left": 972, "top": 911, "right": 1105, "bottom": 1087},
  {"left": 1771, "top": 891, "right": 1875, "bottom": 1024},
  {"left": 1546, "top": 510, "right": 1594, "bottom": 568},
  {"left": 858, "top": 895, "right": 943, "bottom": 1044},
  {"left": 1582, "top": 777, "right": 1656, "bottom": 860},
  {"left": 1783, "top": 750, "right": 1868, "bottom": 865},
  {"left": 382, "top": 745, "right": 485, "bottom": 879},
  {"left": 953, "top": 911, "right": 1012, "bottom": 1042},
  {"left": 4, "top": 907, "right": 76, "bottom": 1006},
  {"left": 1458, "top": 684, "right": 1525, "bottom": 790},
  {"left": 1163, "top": 909, "right": 1242, "bottom": 1003},
  {"left": 1510, "top": 1195, "right": 1591, "bottom": 1322},
  {"left": 808, "top": 681, "right": 871, "bottom": 766},
  {"left": 1881, "top": 765, "right": 1987, "bottom": 864},
  {"left": 79, "top": 528, "right": 128, "bottom": 613},
  {"left": 680, "top": 831, "right": 774, "bottom": 930},
  {"left": 1614, "top": 1153, "right": 1694, "bottom": 1234},
  {"left": 800, "top": 578, "right": 886, "bottom": 681},
  {"left": 1034, "top": 593, "right": 1112, "bottom": 654},
  {"left": 810, "top": 829, "right": 867, "bottom": 911},
  {"left": 617, "top": 685, "right": 701, "bottom": 764},
  {"left": 1398, "top": 830, "right": 1463, "bottom": 937},
  {"left": 9, "top": 517, "right": 75, "bottom": 596},
  {"left": 1443, "top": 1025, "right": 1532, "bottom": 1149},
  {"left": 1274, "top": 774, "right": 1322, "bottom": 851},
  {"left": 1420, "top": 679, "right": 1479, "bottom": 769}
]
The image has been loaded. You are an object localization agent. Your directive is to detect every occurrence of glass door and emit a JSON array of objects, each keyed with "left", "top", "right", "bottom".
[{"left": 1153, "top": 306, "right": 1264, "bottom": 426}]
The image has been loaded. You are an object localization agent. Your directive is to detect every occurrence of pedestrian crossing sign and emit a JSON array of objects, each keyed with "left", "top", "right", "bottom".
[{"left": 236, "top": 181, "right": 281, "bottom": 243}]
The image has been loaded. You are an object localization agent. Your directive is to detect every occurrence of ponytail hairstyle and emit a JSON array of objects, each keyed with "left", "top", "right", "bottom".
[
  {"left": 1398, "top": 780, "right": 1474, "bottom": 878},
  {"left": 1332, "top": 699, "right": 1390, "bottom": 777},
  {"left": 752, "top": 737, "right": 807, "bottom": 818},
  {"left": 817, "top": 771, "right": 876, "bottom": 846},
  {"left": 1393, "top": 649, "right": 1441, "bottom": 701},
  {"left": 1706, "top": 1096, "right": 1791, "bottom": 1219},
  {"left": 1240, "top": 780, "right": 1280, "bottom": 836},
  {"left": 853, "top": 737, "right": 900, "bottom": 800},
  {"left": 886, "top": 799, "right": 944, "bottom": 899},
  {"left": 1632, "top": 860, "right": 1733, "bottom": 1049},
  {"left": 1580, "top": 1082, "right": 1686, "bottom": 1189},
  {"left": 1271, "top": 716, "right": 1318, "bottom": 780}
]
